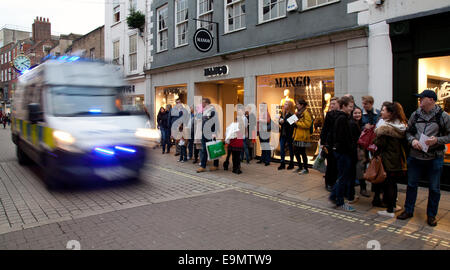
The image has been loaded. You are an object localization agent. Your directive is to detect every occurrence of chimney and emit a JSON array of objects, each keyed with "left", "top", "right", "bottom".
[{"left": 32, "top": 16, "right": 51, "bottom": 42}]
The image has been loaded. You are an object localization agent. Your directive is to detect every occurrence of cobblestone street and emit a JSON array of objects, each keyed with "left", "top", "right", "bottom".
[{"left": 0, "top": 126, "right": 449, "bottom": 250}]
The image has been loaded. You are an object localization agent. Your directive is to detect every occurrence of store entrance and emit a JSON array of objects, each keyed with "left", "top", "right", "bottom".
[{"left": 195, "top": 78, "right": 244, "bottom": 139}]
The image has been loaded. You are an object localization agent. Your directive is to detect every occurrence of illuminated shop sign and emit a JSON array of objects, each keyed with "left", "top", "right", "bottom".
[
  {"left": 275, "top": 76, "right": 311, "bottom": 88},
  {"left": 204, "top": 65, "right": 229, "bottom": 77}
]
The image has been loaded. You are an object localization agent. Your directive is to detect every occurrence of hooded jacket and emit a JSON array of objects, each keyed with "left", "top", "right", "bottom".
[{"left": 373, "top": 119, "right": 408, "bottom": 172}]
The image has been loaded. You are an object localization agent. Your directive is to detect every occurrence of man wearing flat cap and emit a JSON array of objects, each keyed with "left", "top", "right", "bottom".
[{"left": 397, "top": 90, "right": 450, "bottom": 227}]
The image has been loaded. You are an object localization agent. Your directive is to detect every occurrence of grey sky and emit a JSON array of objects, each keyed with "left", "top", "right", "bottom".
[{"left": 0, "top": 0, "right": 105, "bottom": 35}]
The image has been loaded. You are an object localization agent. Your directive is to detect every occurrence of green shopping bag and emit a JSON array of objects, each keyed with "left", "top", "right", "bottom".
[{"left": 206, "top": 140, "right": 226, "bottom": 160}]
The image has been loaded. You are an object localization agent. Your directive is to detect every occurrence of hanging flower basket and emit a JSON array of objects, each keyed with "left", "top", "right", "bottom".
[{"left": 126, "top": 9, "right": 145, "bottom": 32}]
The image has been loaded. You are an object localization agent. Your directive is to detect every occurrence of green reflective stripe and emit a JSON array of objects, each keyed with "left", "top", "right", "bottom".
[
  {"left": 22, "top": 120, "right": 28, "bottom": 139},
  {"left": 31, "top": 124, "right": 39, "bottom": 146},
  {"left": 43, "top": 126, "right": 55, "bottom": 149}
]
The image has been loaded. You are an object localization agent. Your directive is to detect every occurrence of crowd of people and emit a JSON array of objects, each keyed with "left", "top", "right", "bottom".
[
  {"left": 154, "top": 90, "right": 449, "bottom": 227},
  {"left": 0, "top": 112, "right": 11, "bottom": 128}
]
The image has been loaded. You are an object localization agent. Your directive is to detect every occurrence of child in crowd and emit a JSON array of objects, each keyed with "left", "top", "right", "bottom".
[{"left": 178, "top": 123, "right": 189, "bottom": 162}]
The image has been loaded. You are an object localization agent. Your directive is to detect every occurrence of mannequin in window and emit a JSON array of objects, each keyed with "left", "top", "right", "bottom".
[{"left": 280, "top": 89, "right": 295, "bottom": 108}]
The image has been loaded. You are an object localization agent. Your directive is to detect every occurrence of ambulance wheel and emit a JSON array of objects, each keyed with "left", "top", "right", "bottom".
[{"left": 17, "top": 145, "right": 31, "bottom": 165}]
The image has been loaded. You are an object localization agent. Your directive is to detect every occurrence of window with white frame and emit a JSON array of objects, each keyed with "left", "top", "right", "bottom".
[
  {"left": 8, "top": 51, "right": 11, "bottom": 62},
  {"left": 197, "top": 0, "right": 214, "bottom": 34},
  {"left": 259, "top": 0, "right": 286, "bottom": 23},
  {"left": 303, "top": 0, "right": 339, "bottom": 10},
  {"left": 157, "top": 5, "right": 168, "bottom": 52},
  {"left": 175, "top": 0, "right": 189, "bottom": 47},
  {"left": 113, "top": 40, "right": 120, "bottom": 64},
  {"left": 129, "top": 34, "right": 137, "bottom": 71},
  {"left": 113, "top": 0, "right": 120, "bottom": 23},
  {"left": 225, "top": 0, "right": 246, "bottom": 33}
]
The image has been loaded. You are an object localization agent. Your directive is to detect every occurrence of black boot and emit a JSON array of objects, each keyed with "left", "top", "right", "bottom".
[
  {"left": 278, "top": 163, "right": 285, "bottom": 170},
  {"left": 223, "top": 161, "right": 229, "bottom": 171},
  {"left": 287, "top": 162, "right": 294, "bottom": 170}
]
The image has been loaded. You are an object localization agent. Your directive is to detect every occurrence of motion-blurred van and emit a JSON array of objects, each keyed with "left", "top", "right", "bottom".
[{"left": 11, "top": 57, "right": 158, "bottom": 188}]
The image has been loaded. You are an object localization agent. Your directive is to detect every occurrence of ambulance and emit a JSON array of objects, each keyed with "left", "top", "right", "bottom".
[{"left": 11, "top": 57, "right": 158, "bottom": 188}]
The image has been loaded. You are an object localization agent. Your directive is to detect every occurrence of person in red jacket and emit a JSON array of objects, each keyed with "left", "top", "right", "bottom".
[{"left": 226, "top": 111, "right": 245, "bottom": 174}]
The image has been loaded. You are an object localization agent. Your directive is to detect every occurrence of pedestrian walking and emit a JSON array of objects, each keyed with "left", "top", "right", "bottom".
[
  {"left": 278, "top": 100, "right": 296, "bottom": 170},
  {"left": 352, "top": 107, "right": 371, "bottom": 197},
  {"left": 397, "top": 90, "right": 450, "bottom": 226},
  {"left": 292, "top": 99, "right": 312, "bottom": 175},
  {"left": 2, "top": 115, "right": 7, "bottom": 129},
  {"left": 373, "top": 102, "right": 408, "bottom": 217},
  {"left": 257, "top": 102, "right": 272, "bottom": 166},
  {"left": 197, "top": 98, "right": 220, "bottom": 173},
  {"left": 329, "top": 96, "right": 356, "bottom": 212},
  {"left": 320, "top": 96, "right": 340, "bottom": 191}
]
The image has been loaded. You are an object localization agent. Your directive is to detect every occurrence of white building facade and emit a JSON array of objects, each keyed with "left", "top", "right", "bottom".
[{"left": 105, "top": 0, "right": 150, "bottom": 111}]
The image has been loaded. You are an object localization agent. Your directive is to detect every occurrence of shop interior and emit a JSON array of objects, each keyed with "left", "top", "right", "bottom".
[
  {"left": 195, "top": 78, "right": 244, "bottom": 140},
  {"left": 155, "top": 84, "right": 188, "bottom": 115},
  {"left": 418, "top": 55, "right": 450, "bottom": 163},
  {"left": 256, "top": 69, "right": 335, "bottom": 164}
]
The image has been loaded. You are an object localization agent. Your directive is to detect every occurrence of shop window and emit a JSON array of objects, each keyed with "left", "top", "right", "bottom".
[
  {"left": 302, "top": 0, "right": 340, "bottom": 11},
  {"left": 259, "top": 0, "right": 286, "bottom": 24},
  {"left": 155, "top": 85, "right": 187, "bottom": 116},
  {"left": 175, "top": 0, "right": 189, "bottom": 47},
  {"left": 113, "top": 0, "right": 121, "bottom": 23},
  {"left": 418, "top": 55, "right": 450, "bottom": 163},
  {"left": 225, "top": 0, "right": 246, "bottom": 33},
  {"left": 157, "top": 5, "right": 168, "bottom": 52},
  {"left": 256, "top": 69, "right": 335, "bottom": 163}
]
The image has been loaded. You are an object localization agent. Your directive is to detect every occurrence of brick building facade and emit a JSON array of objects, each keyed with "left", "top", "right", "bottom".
[{"left": 66, "top": 26, "right": 104, "bottom": 60}]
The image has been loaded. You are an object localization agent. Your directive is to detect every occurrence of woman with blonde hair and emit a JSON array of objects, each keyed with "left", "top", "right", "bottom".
[{"left": 292, "top": 99, "right": 312, "bottom": 174}]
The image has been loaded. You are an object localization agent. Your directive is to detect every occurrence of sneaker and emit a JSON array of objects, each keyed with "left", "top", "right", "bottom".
[
  {"left": 177, "top": 160, "right": 182, "bottom": 162},
  {"left": 427, "top": 216, "right": 437, "bottom": 227},
  {"left": 336, "top": 203, "right": 356, "bottom": 212},
  {"left": 298, "top": 169, "right": 309, "bottom": 175},
  {"left": 397, "top": 211, "right": 413, "bottom": 220},
  {"left": 209, "top": 166, "right": 219, "bottom": 171},
  {"left": 394, "top": 206, "right": 402, "bottom": 212},
  {"left": 377, "top": 210, "right": 395, "bottom": 218},
  {"left": 348, "top": 196, "right": 359, "bottom": 204},
  {"left": 360, "top": 190, "right": 371, "bottom": 197},
  {"left": 196, "top": 167, "right": 206, "bottom": 173}
]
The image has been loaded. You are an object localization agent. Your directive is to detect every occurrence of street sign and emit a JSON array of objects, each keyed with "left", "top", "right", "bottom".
[{"left": 193, "top": 28, "right": 214, "bottom": 53}]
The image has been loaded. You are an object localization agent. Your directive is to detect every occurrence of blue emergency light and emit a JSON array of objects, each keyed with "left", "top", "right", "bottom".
[{"left": 114, "top": 146, "right": 137, "bottom": 153}]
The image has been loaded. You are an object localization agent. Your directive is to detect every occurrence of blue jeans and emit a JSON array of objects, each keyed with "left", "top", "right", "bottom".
[
  {"left": 279, "top": 136, "right": 294, "bottom": 165},
  {"left": 200, "top": 139, "right": 219, "bottom": 168},
  {"left": 330, "top": 152, "right": 352, "bottom": 206},
  {"left": 404, "top": 156, "right": 443, "bottom": 217},
  {"left": 180, "top": 145, "right": 187, "bottom": 161},
  {"left": 240, "top": 137, "right": 250, "bottom": 162},
  {"left": 188, "top": 138, "right": 194, "bottom": 159},
  {"left": 160, "top": 128, "right": 171, "bottom": 153}
]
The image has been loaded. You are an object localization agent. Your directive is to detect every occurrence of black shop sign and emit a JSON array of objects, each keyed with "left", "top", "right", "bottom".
[
  {"left": 275, "top": 76, "right": 311, "bottom": 88},
  {"left": 193, "top": 28, "right": 214, "bottom": 52},
  {"left": 204, "top": 65, "right": 229, "bottom": 77}
]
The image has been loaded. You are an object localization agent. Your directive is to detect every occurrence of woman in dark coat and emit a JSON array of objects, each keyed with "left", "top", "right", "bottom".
[{"left": 373, "top": 102, "right": 408, "bottom": 217}]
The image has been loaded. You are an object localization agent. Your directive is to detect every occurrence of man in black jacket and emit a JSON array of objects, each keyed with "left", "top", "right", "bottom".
[
  {"left": 320, "top": 97, "right": 340, "bottom": 191},
  {"left": 329, "top": 96, "right": 356, "bottom": 212}
]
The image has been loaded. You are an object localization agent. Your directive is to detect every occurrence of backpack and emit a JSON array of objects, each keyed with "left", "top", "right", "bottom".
[{"left": 408, "top": 108, "right": 446, "bottom": 151}]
